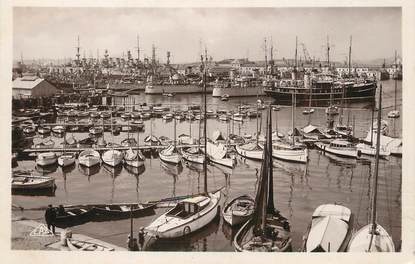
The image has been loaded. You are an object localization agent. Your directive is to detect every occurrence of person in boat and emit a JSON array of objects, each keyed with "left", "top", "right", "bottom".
[
  {"left": 44, "top": 204, "right": 56, "bottom": 235},
  {"left": 138, "top": 227, "right": 145, "bottom": 250},
  {"left": 57, "top": 205, "right": 66, "bottom": 216}
]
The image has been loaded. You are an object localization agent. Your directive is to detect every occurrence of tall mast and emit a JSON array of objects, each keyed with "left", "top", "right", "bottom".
[
  {"left": 348, "top": 36, "right": 352, "bottom": 78},
  {"left": 394, "top": 50, "right": 397, "bottom": 111},
  {"left": 136, "top": 34, "right": 140, "bottom": 62},
  {"left": 369, "top": 83, "right": 382, "bottom": 250},
  {"left": 203, "top": 48, "right": 208, "bottom": 194},
  {"left": 173, "top": 115, "right": 177, "bottom": 149},
  {"left": 264, "top": 38, "right": 268, "bottom": 75},
  {"left": 256, "top": 103, "right": 259, "bottom": 145},
  {"left": 292, "top": 92, "right": 295, "bottom": 146},
  {"left": 327, "top": 35, "right": 330, "bottom": 69},
  {"left": 295, "top": 36, "right": 298, "bottom": 72}
]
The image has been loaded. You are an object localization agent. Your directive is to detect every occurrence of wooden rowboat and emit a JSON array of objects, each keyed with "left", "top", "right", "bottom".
[
  {"left": 222, "top": 195, "right": 254, "bottom": 226},
  {"left": 92, "top": 203, "right": 156, "bottom": 220},
  {"left": 66, "top": 238, "right": 114, "bottom": 251}
]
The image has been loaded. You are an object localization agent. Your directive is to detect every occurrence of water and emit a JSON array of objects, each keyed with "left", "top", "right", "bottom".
[{"left": 12, "top": 80, "right": 402, "bottom": 251}]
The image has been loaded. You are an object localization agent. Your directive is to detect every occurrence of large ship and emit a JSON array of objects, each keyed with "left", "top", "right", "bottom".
[
  {"left": 144, "top": 74, "right": 213, "bottom": 94},
  {"left": 264, "top": 73, "right": 377, "bottom": 106},
  {"left": 212, "top": 76, "right": 265, "bottom": 97}
]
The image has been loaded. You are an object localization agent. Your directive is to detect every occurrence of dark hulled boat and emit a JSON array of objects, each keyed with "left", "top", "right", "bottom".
[{"left": 233, "top": 107, "right": 292, "bottom": 252}]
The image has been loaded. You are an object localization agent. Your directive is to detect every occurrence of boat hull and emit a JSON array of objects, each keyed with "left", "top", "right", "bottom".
[
  {"left": 235, "top": 144, "right": 263, "bottom": 160},
  {"left": 145, "top": 190, "right": 221, "bottom": 239},
  {"left": 212, "top": 86, "right": 265, "bottom": 97},
  {"left": 222, "top": 195, "right": 254, "bottom": 226},
  {"left": 348, "top": 223, "right": 395, "bottom": 252},
  {"left": 272, "top": 147, "right": 308, "bottom": 163},
  {"left": 315, "top": 142, "right": 359, "bottom": 158},
  {"left": 58, "top": 155, "right": 76, "bottom": 167},
  {"left": 145, "top": 84, "right": 214, "bottom": 95}
]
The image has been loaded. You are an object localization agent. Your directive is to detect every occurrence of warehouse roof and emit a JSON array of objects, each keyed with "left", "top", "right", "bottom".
[{"left": 13, "top": 76, "right": 44, "bottom": 89}]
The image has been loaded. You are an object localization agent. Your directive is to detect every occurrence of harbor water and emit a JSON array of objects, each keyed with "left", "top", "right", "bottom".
[{"left": 12, "top": 79, "right": 402, "bottom": 251}]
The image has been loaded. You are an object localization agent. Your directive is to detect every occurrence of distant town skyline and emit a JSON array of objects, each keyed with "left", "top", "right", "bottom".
[{"left": 13, "top": 7, "right": 402, "bottom": 64}]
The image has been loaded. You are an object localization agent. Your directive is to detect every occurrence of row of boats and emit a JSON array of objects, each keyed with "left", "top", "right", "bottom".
[{"left": 143, "top": 92, "right": 395, "bottom": 252}]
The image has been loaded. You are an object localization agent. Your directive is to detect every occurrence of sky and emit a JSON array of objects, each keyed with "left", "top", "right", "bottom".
[{"left": 13, "top": 7, "right": 402, "bottom": 64}]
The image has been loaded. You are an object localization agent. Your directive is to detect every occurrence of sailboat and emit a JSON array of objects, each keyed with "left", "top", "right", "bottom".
[
  {"left": 234, "top": 106, "right": 292, "bottom": 252},
  {"left": 58, "top": 123, "right": 76, "bottom": 167},
  {"left": 181, "top": 104, "right": 205, "bottom": 164},
  {"left": 235, "top": 103, "right": 263, "bottom": 160},
  {"left": 102, "top": 112, "right": 124, "bottom": 167},
  {"left": 159, "top": 117, "right": 181, "bottom": 164},
  {"left": 143, "top": 116, "right": 161, "bottom": 157},
  {"left": 347, "top": 83, "right": 395, "bottom": 252},
  {"left": 388, "top": 51, "right": 400, "bottom": 119},
  {"left": 145, "top": 50, "right": 221, "bottom": 239},
  {"left": 271, "top": 91, "right": 308, "bottom": 163},
  {"left": 124, "top": 120, "right": 145, "bottom": 168}
]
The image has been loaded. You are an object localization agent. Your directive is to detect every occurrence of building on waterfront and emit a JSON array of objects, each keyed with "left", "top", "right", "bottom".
[{"left": 12, "top": 76, "right": 59, "bottom": 99}]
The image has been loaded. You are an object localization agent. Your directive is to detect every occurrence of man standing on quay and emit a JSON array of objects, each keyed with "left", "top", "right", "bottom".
[{"left": 44, "top": 204, "right": 57, "bottom": 235}]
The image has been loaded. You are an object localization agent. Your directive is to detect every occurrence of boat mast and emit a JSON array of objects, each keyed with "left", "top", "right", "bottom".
[
  {"left": 203, "top": 48, "right": 208, "bottom": 194},
  {"left": 394, "top": 50, "right": 397, "bottom": 111},
  {"left": 370, "top": 108, "right": 374, "bottom": 145},
  {"left": 369, "top": 83, "right": 382, "bottom": 251},
  {"left": 173, "top": 115, "right": 176, "bottom": 149},
  {"left": 266, "top": 106, "right": 275, "bottom": 214},
  {"left": 256, "top": 103, "right": 259, "bottom": 146},
  {"left": 292, "top": 91, "right": 295, "bottom": 146},
  {"left": 348, "top": 35, "right": 352, "bottom": 78}
]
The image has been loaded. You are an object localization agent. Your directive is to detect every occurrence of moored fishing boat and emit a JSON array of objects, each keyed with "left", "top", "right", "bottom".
[
  {"left": 37, "top": 126, "right": 51, "bottom": 135},
  {"left": 78, "top": 149, "right": 101, "bottom": 167},
  {"left": 89, "top": 126, "right": 104, "bottom": 136},
  {"left": 270, "top": 142, "right": 308, "bottom": 163},
  {"left": 66, "top": 238, "right": 114, "bottom": 251},
  {"left": 34, "top": 137, "right": 55, "bottom": 149},
  {"left": 235, "top": 143, "right": 263, "bottom": 160},
  {"left": 11, "top": 175, "right": 55, "bottom": 191},
  {"left": 52, "top": 125, "right": 65, "bottom": 134},
  {"left": 92, "top": 202, "right": 156, "bottom": 220},
  {"left": 206, "top": 141, "right": 236, "bottom": 168},
  {"left": 102, "top": 149, "right": 124, "bottom": 167},
  {"left": 124, "top": 147, "right": 145, "bottom": 168},
  {"left": 58, "top": 153, "right": 76, "bottom": 167},
  {"left": 36, "top": 152, "right": 57, "bottom": 166},
  {"left": 55, "top": 206, "right": 94, "bottom": 227},
  {"left": 301, "top": 204, "right": 353, "bottom": 252},
  {"left": 222, "top": 195, "right": 255, "bottom": 226}
]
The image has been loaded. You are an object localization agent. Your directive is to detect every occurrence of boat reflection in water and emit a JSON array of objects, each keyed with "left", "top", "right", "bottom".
[
  {"left": 78, "top": 163, "right": 101, "bottom": 179},
  {"left": 124, "top": 163, "right": 146, "bottom": 177},
  {"left": 35, "top": 163, "right": 58, "bottom": 175},
  {"left": 144, "top": 213, "right": 221, "bottom": 251},
  {"left": 102, "top": 163, "right": 123, "bottom": 178},
  {"left": 160, "top": 160, "right": 183, "bottom": 177}
]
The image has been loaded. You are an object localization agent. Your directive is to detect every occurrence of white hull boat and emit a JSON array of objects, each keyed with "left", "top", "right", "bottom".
[
  {"left": 12, "top": 175, "right": 55, "bottom": 190},
  {"left": 36, "top": 152, "right": 57, "bottom": 166},
  {"left": 271, "top": 143, "right": 308, "bottom": 163},
  {"left": 302, "top": 204, "right": 352, "bottom": 252},
  {"left": 235, "top": 143, "right": 263, "bottom": 160},
  {"left": 347, "top": 224, "right": 395, "bottom": 252},
  {"left": 58, "top": 153, "right": 76, "bottom": 167},
  {"left": 356, "top": 143, "right": 390, "bottom": 157},
  {"left": 181, "top": 148, "right": 205, "bottom": 164},
  {"left": 102, "top": 149, "right": 124, "bottom": 167},
  {"left": 145, "top": 190, "right": 221, "bottom": 238},
  {"left": 206, "top": 141, "right": 236, "bottom": 168},
  {"left": 315, "top": 140, "right": 360, "bottom": 159},
  {"left": 159, "top": 145, "right": 181, "bottom": 165},
  {"left": 78, "top": 149, "right": 101, "bottom": 167},
  {"left": 387, "top": 110, "right": 400, "bottom": 119},
  {"left": 222, "top": 195, "right": 254, "bottom": 226},
  {"left": 124, "top": 148, "right": 145, "bottom": 168}
]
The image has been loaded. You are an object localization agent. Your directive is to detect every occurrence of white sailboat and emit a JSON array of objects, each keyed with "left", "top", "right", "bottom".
[
  {"left": 206, "top": 141, "right": 236, "bottom": 168},
  {"left": 145, "top": 50, "right": 221, "bottom": 239},
  {"left": 348, "top": 83, "right": 395, "bottom": 252},
  {"left": 235, "top": 103, "right": 264, "bottom": 161},
  {"left": 124, "top": 122, "right": 145, "bottom": 168},
  {"left": 159, "top": 118, "right": 181, "bottom": 165},
  {"left": 102, "top": 112, "right": 124, "bottom": 167},
  {"left": 58, "top": 124, "right": 76, "bottom": 167}
]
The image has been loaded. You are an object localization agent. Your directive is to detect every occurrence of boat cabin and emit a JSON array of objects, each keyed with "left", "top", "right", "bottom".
[
  {"left": 166, "top": 196, "right": 210, "bottom": 219},
  {"left": 329, "top": 140, "right": 354, "bottom": 149}
]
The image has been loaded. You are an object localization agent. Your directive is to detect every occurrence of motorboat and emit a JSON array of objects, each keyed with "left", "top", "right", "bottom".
[
  {"left": 102, "top": 149, "right": 124, "bottom": 167},
  {"left": 315, "top": 140, "right": 360, "bottom": 159}
]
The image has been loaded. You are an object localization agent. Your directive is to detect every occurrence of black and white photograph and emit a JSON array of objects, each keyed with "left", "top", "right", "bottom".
[{"left": 4, "top": 2, "right": 414, "bottom": 260}]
